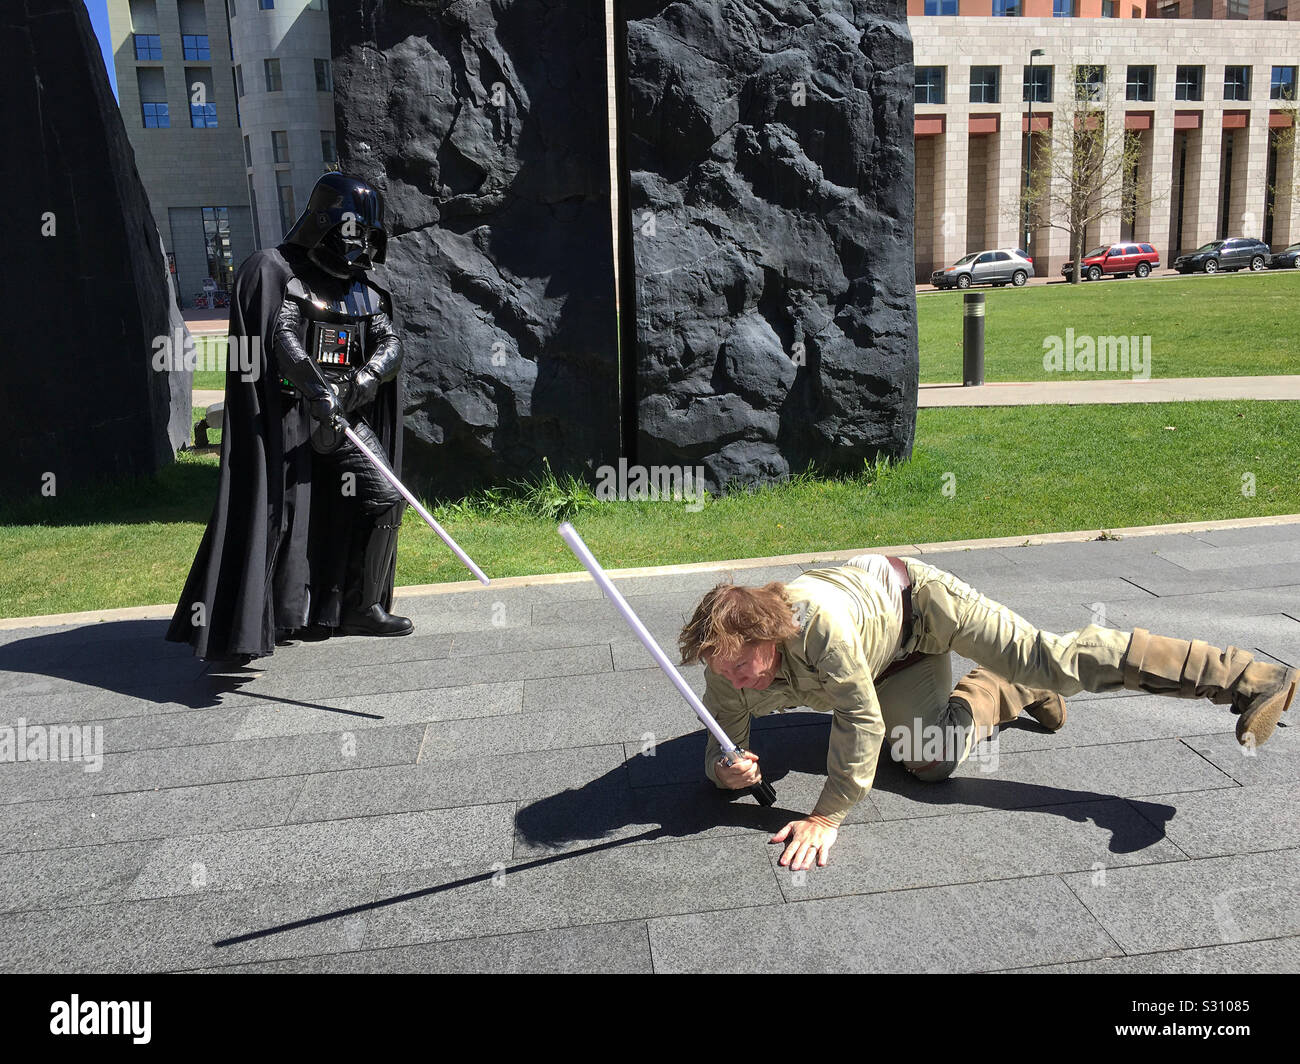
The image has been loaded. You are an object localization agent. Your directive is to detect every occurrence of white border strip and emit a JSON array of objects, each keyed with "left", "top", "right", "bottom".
[{"left": 3, "top": 512, "right": 1297, "bottom": 630}]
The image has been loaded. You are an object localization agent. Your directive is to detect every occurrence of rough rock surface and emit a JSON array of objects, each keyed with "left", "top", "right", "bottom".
[
  {"left": 330, "top": 0, "right": 620, "bottom": 499},
  {"left": 624, "top": 0, "right": 917, "bottom": 490},
  {"left": 1, "top": 0, "right": 183, "bottom": 501}
]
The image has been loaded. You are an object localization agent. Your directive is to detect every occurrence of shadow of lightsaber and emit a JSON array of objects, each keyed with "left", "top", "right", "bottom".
[{"left": 213, "top": 828, "right": 663, "bottom": 948}]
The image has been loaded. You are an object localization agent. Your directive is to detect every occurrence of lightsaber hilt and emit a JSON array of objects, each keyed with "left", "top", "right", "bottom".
[
  {"left": 558, "top": 521, "right": 776, "bottom": 806},
  {"left": 339, "top": 419, "right": 490, "bottom": 586}
]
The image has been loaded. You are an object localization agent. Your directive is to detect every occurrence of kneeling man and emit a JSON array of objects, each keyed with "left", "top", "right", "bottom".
[{"left": 678, "top": 554, "right": 1296, "bottom": 872}]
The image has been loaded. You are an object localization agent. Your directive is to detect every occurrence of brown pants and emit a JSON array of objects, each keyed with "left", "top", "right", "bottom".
[{"left": 869, "top": 557, "right": 1132, "bottom": 782}]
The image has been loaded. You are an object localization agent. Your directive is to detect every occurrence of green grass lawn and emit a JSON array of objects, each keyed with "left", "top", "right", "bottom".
[
  {"left": 918, "top": 271, "right": 1300, "bottom": 383},
  {"left": 3, "top": 400, "right": 1295, "bottom": 618}
]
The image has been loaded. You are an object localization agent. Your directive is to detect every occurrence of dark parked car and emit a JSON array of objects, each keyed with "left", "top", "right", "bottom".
[
  {"left": 1267, "top": 243, "right": 1300, "bottom": 269},
  {"left": 930, "top": 248, "right": 1035, "bottom": 290},
  {"left": 1173, "top": 238, "right": 1270, "bottom": 274},
  {"left": 1061, "top": 242, "right": 1161, "bottom": 281}
]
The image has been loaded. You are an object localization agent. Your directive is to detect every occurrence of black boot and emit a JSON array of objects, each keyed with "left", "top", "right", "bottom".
[{"left": 339, "top": 505, "right": 413, "bottom": 637}]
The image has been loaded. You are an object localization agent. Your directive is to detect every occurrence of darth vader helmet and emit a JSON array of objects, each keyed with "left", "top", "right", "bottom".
[{"left": 282, "top": 172, "right": 388, "bottom": 277}]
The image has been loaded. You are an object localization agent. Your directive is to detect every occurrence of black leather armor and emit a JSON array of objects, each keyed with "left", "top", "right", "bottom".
[{"left": 274, "top": 275, "right": 402, "bottom": 453}]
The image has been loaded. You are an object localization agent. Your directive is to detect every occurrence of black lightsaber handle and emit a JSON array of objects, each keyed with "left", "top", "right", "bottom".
[{"left": 747, "top": 780, "right": 777, "bottom": 806}]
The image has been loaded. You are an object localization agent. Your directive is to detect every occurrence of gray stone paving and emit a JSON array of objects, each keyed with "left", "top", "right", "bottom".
[{"left": 0, "top": 522, "right": 1297, "bottom": 973}]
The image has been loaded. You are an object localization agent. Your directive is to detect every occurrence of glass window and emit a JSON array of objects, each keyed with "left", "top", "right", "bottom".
[
  {"left": 259, "top": 0, "right": 274, "bottom": 8},
  {"left": 1053, "top": 0, "right": 1075, "bottom": 15},
  {"left": 141, "top": 102, "right": 169, "bottom": 128},
  {"left": 235, "top": 64, "right": 244, "bottom": 97},
  {"left": 915, "top": 67, "right": 946, "bottom": 105},
  {"left": 264, "top": 58, "right": 281, "bottom": 92},
  {"left": 1266, "top": 0, "right": 1287, "bottom": 17},
  {"left": 321, "top": 130, "right": 338, "bottom": 164},
  {"left": 272, "top": 130, "right": 290, "bottom": 163},
  {"left": 1176, "top": 66, "right": 1204, "bottom": 102},
  {"left": 133, "top": 33, "right": 162, "bottom": 60},
  {"left": 1160, "top": 1, "right": 1180, "bottom": 14},
  {"left": 190, "top": 101, "right": 218, "bottom": 127},
  {"left": 247, "top": 175, "right": 263, "bottom": 248},
  {"left": 1102, "top": 0, "right": 1117, "bottom": 14},
  {"left": 1225, "top": 66, "right": 1250, "bottom": 101},
  {"left": 277, "top": 172, "right": 296, "bottom": 236},
  {"left": 923, "top": 0, "right": 959, "bottom": 11},
  {"left": 182, "top": 34, "right": 210, "bottom": 61},
  {"left": 308, "top": 0, "right": 326, "bottom": 8},
  {"left": 1272, "top": 66, "right": 1298, "bottom": 101},
  {"left": 1127, "top": 65, "right": 1154, "bottom": 103},
  {"left": 970, "top": 66, "right": 1000, "bottom": 104},
  {"left": 1075, "top": 64, "right": 1104, "bottom": 104},
  {"left": 1226, "top": 0, "right": 1249, "bottom": 13},
  {"left": 993, "top": 0, "right": 1020, "bottom": 14},
  {"left": 243, "top": 135, "right": 252, "bottom": 167},
  {"left": 315, "top": 58, "right": 333, "bottom": 92},
  {"left": 201, "top": 207, "right": 234, "bottom": 292},
  {"left": 1024, "top": 65, "right": 1053, "bottom": 104}
]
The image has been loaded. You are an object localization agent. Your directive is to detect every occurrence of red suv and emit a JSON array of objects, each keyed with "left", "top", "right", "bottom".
[{"left": 1061, "top": 242, "right": 1161, "bottom": 281}]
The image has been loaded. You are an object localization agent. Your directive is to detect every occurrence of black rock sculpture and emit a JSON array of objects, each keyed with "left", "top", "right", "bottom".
[
  {"left": 623, "top": 0, "right": 917, "bottom": 490},
  {"left": 329, "top": 0, "right": 916, "bottom": 499},
  {"left": 330, "top": 0, "right": 621, "bottom": 500},
  {"left": 2, "top": 0, "right": 185, "bottom": 502}
]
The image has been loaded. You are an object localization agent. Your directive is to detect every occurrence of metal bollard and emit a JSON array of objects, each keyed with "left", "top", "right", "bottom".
[{"left": 962, "top": 292, "right": 985, "bottom": 386}]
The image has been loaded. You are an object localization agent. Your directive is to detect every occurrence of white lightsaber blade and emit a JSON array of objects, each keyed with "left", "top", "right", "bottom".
[
  {"left": 557, "top": 524, "right": 779, "bottom": 817},
  {"left": 342, "top": 423, "right": 490, "bottom": 586}
]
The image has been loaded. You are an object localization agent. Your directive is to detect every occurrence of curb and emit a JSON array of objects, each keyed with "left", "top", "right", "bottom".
[{"left": 3, "top": 512, "right": 1297, "bottom": 631}]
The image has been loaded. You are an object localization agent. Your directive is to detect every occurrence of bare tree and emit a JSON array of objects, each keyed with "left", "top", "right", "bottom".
[
  {"left": 1267, "top": 103, "right": 1299, "bottom": 241},
  {"left": 1017, "top": 64, "right": 1164, "bottom": 284}
]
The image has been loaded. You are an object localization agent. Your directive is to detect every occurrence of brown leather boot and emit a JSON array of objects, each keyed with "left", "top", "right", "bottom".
[
  {"left": 1122, "top": 628, "right": 1298, "bottom": 747},
  {"left": 950, "top": 668, "right": 1068, "bottom": 738}
]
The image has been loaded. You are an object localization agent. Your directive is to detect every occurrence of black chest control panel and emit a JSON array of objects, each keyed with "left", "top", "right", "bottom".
[{"left": 312, "top": 321, "right": 364, "bottom": 371}]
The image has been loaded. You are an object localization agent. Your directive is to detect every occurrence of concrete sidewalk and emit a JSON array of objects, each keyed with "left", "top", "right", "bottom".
[
  {"left": 193, "top": 376, "right": 1300, "bottom": 416},
  {"left": 921, "top": 375, "right": 1300, "bottom": 407},
  {"left": 1, "top": 519, "right": 1298, "bottom": 973}
]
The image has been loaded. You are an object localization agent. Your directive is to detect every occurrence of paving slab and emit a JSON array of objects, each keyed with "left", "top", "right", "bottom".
[
  {"left": 646, "top": 875, "right": 1121, "bottom": 973},
  {"left": 0, "top": 776, "right": 306, "bottom": 854},
  {"left": 126, "top": 804, "right": 517, "bottom": 902},
  {"left": 191, "top": 920, "right": 654, "bottom": 974},
  {"left": 771, "top": 799, "right": 1186, "bottom": 902},
  {"left": 866, "top": 738, "right": 1235, "bottom": 822},
  {"left": 0, "top": 724, "right": 425, "bottom": 805},
  {"left": 1004, "top": 934, "right": 1300, "bottom": 973},
  {"left": 1058, "top": 847, "right": 1300, "bottom": 955}
]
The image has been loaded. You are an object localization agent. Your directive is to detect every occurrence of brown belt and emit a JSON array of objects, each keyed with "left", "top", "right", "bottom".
[{"left": 878, "top": 556, "right": 922, "bottom": 682}]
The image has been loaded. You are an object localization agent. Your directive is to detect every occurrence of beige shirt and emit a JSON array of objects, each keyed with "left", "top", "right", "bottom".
[{"left": 700, "top": 558, "right": 906, "bottom": 824}]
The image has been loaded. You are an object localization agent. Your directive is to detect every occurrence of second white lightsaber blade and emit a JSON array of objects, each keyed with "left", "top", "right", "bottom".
[
  {"left": 342, "top": 423, "right": 491, "bottom": 586},
  {"left": 558, "top": 522, "right": 740, "bottom": 754}
]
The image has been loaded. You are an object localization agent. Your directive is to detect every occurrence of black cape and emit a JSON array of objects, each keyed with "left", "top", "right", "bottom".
[{"left": 167, "top": 246, "right": 404, "bottom": 661}]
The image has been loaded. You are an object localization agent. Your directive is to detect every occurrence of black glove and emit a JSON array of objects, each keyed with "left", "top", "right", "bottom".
[
  {"left": 308, "top": 387, "right": 343, "bottom": 429},
  {"left": 347, "top": 365, "right": 381, "bottom": 411}
]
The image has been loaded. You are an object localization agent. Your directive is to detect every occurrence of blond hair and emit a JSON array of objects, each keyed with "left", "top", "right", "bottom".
[{"left": 678, "top": 582, "right": 799, "bottom": 665}]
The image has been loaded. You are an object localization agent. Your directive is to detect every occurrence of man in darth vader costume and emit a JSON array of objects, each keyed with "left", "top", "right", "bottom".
[{"left": 168, "top": 172, "right": 414, "bottom": 662}]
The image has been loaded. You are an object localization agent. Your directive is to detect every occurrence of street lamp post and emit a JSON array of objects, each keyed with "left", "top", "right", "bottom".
[{"left": 1024, "top": 48, "right": 1046, "bottom": 253}]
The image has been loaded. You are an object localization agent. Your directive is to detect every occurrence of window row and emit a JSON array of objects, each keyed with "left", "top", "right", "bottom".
[
  {"left": 234, "top": 58, "right": 333, "bottom": 95},
  {"left": 132, "top": 33, "right": 209, "bottom": 61},
  {"left": 242, "top": 131, "right": 338, "bottom": 167},
  {"left": 915, "top": 63, "right": 1299, "bottom": 105},
  {"left": 227, "top": 0, "right": 328, "bottom": 12},
  {"left": 135, "top": 67, "right": 223, "bottom": 128},
  {"left": 924, "top": 0, "right": 1129, "bottom": 13}
]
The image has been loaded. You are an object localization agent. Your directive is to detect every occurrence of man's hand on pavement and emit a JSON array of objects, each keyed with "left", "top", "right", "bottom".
[{"left": 772, "top": 815, "right": 838, "bottom": 871}]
